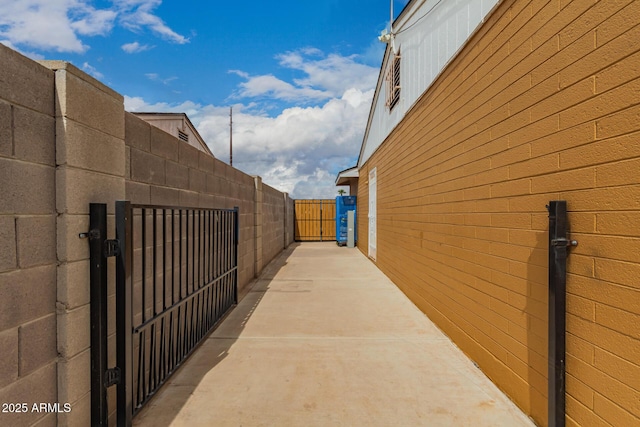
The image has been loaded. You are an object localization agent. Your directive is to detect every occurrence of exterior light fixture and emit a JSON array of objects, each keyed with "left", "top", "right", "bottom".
[{"left": 378, "top": 30, "right": 392, "bottom": 43}]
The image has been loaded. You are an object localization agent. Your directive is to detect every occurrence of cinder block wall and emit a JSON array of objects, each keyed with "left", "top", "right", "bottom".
[
  {"left": 262, "top": 184, "right": 286, "bottom": 266},
  {"left": 285, "top": 193, "right": 294, "bottom": 247},
  {"left": 0, "top": 44, "right": 295, "bottom": 426},
  {"left": 0, "top": 44, "right": 59, "bottom": 427},
  {"left": 358, "top": 1, "right": 640, "bottom": 426},
  {"left": 124, "top": 113, "right": 261, "bottom": 295}
]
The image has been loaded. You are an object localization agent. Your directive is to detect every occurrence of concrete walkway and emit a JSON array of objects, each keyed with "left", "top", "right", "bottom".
[{"left": 133, "top": 243, "right": 535, "bottom": 427}]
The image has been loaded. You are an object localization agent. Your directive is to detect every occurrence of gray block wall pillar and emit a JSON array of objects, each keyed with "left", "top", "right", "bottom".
[
  {"left": 40, "top": 61, "right": 126, "bottom": 426},
  {"left": 254, "top": 176, "right": 263, "bottom": 277},
  {"left": 283, "top": 192, "right": 289, "bottom": 249}
]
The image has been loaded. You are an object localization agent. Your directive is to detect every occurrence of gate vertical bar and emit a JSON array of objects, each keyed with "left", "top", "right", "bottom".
[
  {"left": 90, "top": 203, "right": 108, "bottom": 426},
  {"left": 548, "top": 200, "right": 568, "bottom": 427},
  {"left": 233, "top": 207, "right": 239, "bottom": 304},
  {"left": 116, "top": 201, "right": 133, "bottom": 426}
]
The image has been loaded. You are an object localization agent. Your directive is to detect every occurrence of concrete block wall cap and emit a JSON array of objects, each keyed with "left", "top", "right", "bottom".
[
  {"left": 37, "top": 60, "right": 124, "bottom": 102},
  {"left": 198, "top": 150, "right": 215, "bottom": 172},
  {"left": 263, "top": 182, "right": 278, "bottom": 193},
  {"left": 150, "top": 125, "right": 179, "bottom": 159},
  {"left": 0, "top": 44, "right": 55, "bottom": 113}
]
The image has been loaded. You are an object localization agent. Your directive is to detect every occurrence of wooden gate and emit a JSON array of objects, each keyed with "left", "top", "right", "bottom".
[{"left": 294, "top": 199, "right": 336, "bottom": 241}]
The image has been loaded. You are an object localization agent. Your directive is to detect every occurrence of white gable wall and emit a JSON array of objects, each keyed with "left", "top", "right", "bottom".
[{"left": 359, "top": 0, "right": 500, "bottom": 167}]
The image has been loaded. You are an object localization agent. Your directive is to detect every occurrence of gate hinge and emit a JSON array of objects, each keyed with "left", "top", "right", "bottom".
[
  {"left": 551, "top": 237, "right": 578, "bottom": 248},
  {"left": 104, "top": 239, "right": 121, "bottom": 257},
  {"left": 105, "top": 367, "right": 121, "bottom": 388}
]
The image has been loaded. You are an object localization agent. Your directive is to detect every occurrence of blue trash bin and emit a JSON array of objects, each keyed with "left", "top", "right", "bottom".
[{"left": 336, "top": 196, "right": 356, "bottom": 246}]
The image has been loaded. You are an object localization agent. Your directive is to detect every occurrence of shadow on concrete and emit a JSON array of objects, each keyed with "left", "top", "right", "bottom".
[{"left": 132, "top": 243, "right": 300, "bottom": 427}]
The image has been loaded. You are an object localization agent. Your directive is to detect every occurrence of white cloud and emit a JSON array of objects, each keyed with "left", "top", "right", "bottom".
[
  {"left": 125, "top": 49, "right": 377, "bottom": 198},
  {"left": 145, "top": 73, "right": 177, "bottom": 85},
  {"left": 361, "top": 38, "right": 386, "bottom": 66},
  {"left": 233, "top": 74, "right": 331, "bottom": 102},
  {"left": 115, "top": 0, "right": 189, "bottom": 44},
  {"left": 228, "top": 70, "right": 249, "bottom": 79},
  {"left": 277, "top": 51, "right": 378, "bottom": 96},
  {"left": 124, "top": 95, "right": 202, "bottom": 117},
  {"left": 0, "top": 0, "right": 93, "bottom": 53},
  {"left": 0, "top": 0, "right": 186, "bottom": 53},
  {"left": 70, "top": 8, "right": 117, "bottom": 36},
  {"left": 230, "top": 49, "right": 378, "bottom": 106},
  {"left": 121, "top": 41, "right": 152, "bottom": 53},
  {"left": 125, "top": 87, "right": 372, "bottom": 198}
]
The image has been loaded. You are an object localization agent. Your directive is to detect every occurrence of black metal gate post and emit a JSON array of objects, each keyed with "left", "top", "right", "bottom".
[
  {"left": 88, "top": 203, "right": 108, "bottom": 426},
  {"left": 116, "top": 201, "right": 133, "bottom": 426},
  {"left": 548, "top": 201, "right": 577, "bottom": 427}
]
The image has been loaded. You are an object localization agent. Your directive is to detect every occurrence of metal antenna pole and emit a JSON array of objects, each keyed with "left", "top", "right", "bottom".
[
  {"left": 390, "top": 0, "right": 393, "bottom": 33},
  {"left": 229, "top": 107, "right": 233, "bottom": 166}
]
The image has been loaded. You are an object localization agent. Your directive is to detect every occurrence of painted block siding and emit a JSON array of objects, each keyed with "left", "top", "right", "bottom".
[{"left": 357, "top": 0, "right": 640, "bottom": 426}]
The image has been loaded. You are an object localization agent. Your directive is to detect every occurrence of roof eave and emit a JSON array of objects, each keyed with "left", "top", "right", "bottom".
[{"left": 335, "top": 167, "right": 359, "bottom": 186}]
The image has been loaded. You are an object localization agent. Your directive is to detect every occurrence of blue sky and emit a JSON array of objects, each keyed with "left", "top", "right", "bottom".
[{"left": 0, "top": 0, "right": 408, "bottom": 198}]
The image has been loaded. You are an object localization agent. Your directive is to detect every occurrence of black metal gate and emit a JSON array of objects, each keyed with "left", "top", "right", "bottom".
[{"left": 89, "top": 202, "right": 239, "bottom": 426}]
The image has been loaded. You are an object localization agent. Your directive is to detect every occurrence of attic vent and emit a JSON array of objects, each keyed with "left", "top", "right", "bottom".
[
  {"left": 385, "top": 53, "right": 401, "bottom": 111},
  {"left": 178, "top": 130, "right": 189, "bottom": 142}
]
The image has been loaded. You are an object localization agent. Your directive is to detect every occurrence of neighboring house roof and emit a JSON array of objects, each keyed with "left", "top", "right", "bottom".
[
  {"left": 357, "top": 0, "right": 501, "bottom": 169},
  {"left": 133, "top": 112, "right": 214, "bottom": 157},
  {"left": 335, "top": 166, "right": 359, "bottom": 186}
]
